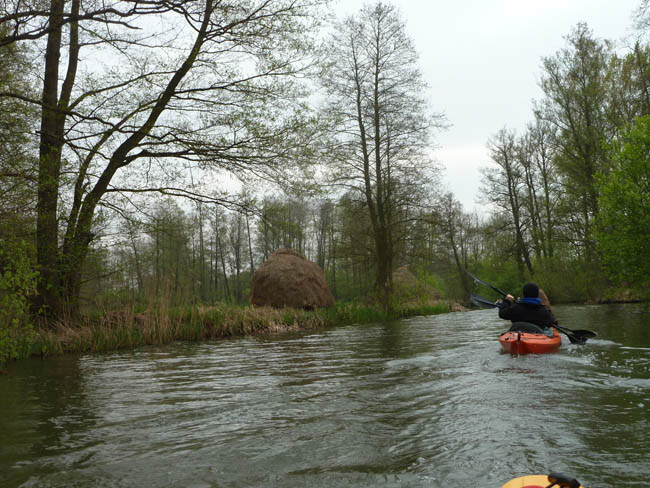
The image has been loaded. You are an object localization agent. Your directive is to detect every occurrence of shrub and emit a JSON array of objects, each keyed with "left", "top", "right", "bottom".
[{"left": 0, "top": 241, "right": 38, "bottom": 368}]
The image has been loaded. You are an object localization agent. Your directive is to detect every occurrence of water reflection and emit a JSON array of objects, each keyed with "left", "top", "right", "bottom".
[{"left": 0, "top": 304, "right": 648, "bottom": 487}]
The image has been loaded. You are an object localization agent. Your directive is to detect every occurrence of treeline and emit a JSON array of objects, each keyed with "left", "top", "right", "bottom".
[
  {"left": 476, "top": 22, "right": 650, "bottom": 302},
  {"left": 1, "top": 0, "right": 649, "bottom": 360},
  {"left": 84, "top": 193, "right": 481, "bottom": 310}
]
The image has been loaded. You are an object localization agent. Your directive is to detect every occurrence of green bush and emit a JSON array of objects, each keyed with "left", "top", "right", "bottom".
[
  {"left": 0, "top": 241, "right": 38, "bottom": 368},
  {"left": 597, "top": 115, "right": 650, "bottom": 295}
]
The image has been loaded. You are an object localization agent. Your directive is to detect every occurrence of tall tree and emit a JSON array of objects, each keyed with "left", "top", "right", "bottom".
[
  {"left": 1, "top": 0, "right": 328, "bottom": 319},
  {"left": 0, "top": 24, "right": 37, "bottom": 245},
  {"left": 481, "top": 128, "right": 534, "bottom": 280},
  {"left": 596, "top": 115, "right": 650, "bottom": 294},
  {"left": 525, "top": 117, "right": 560, "bottom": 259},
  {"left": 536, "top": 23, "right": 613, "bottom": 259},
  {"left": 228, "top": 211, "right": 245, "bottom": 303},
  {"left": 213, "top": 206, "right": 231, "bottom": 303},
  {"left": 320, "top": 1, "right": 445, "bottom": 309},
  {"left": 437, "top": 193, "right": 472, "bottom": 295},
  {"left": 606, "top": 44, "right": 650, "bottom": 127}
]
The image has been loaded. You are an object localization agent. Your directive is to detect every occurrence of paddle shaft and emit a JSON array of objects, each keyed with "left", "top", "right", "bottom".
[
  {"left": 470, "top": 293, "right": 499, "bottom": 308},
  {"left": 465, "top": 269, "right": 508, "bottom": 298}
]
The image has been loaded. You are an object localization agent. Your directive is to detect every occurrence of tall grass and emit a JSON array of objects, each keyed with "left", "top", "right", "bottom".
[{"left": 23, "top": 298, "right": 455, "bottom": 361}]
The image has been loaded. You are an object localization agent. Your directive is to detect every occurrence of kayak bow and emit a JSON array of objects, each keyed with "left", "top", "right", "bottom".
[{"left": 502, "top": 473, "right": 583, "bottom": 488}]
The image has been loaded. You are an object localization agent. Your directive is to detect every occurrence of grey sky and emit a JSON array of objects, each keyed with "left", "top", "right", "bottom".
[{"left": 332, "top": 0, "right": 640, "bottom": 213}]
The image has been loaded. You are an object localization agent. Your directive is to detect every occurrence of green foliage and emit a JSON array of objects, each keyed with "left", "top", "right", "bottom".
[
  {"left": 413, "top": 269, "right": 448, "bottom": 299},
  {"left": 468, "top": 256, "right": 609, "bottom": 304},
  {"left": 0, "top": 241, "right": 38, "bottom": 368},
  {"left": 320, "top": 302, "right": 389, "bottom": 324},
  {"left": 0, "top": 27, "right": 38, "bottom": 262},
  {"left": 532, "top": 257, "right": 607, "bottom": 303},
  {"left": 597, "top": 115, "right": 650, "bottom": 294},
  {"left": 389, "top": 267, "right": 439, "bottom": 304},
  {"left": 467, "top": 261, "right": 521, "bottom": 301},
  {"left": 391, "top": 301, "right": 451, "bottom": 318}
]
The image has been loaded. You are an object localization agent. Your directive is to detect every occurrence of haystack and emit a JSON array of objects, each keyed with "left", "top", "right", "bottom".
[
  {"left": 392, "top": 266, "right": 440, "bottom": 302},
  {"left": 250, "top": 248, "right": 334, "bottom": 309}
]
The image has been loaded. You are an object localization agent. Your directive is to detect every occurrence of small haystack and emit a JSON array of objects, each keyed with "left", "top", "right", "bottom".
[
  {"left": 392, "top": 266, "right": 440, "bottom": 302},
  {"left": 250, "top": 248, "right": 334, "bottom": 309}
]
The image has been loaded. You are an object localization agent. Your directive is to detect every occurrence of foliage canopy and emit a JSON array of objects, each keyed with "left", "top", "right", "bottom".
[{"left": 597, "top": 115, "right": 650, "bottom": 292}]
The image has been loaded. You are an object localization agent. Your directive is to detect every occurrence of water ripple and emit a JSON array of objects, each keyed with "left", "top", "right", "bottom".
[{"left": 1, "top": 305, "right": 649, "bottom": 487}]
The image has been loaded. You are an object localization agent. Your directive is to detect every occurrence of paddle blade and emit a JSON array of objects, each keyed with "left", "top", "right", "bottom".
[
  {"left": 470, "top": 293, "right": 499, "bottom": 309},
  {"left": 573, "top": 330, "right": 597, "bottom": 338},
  {"left": 565, "top": 334, "right": 587, "bottom": 345},
  {"left": 569, "top": 330, "right": 597, "bottom": 345},
  {"left": 554, "top": 324, "right": 597, "bottom": 345}
]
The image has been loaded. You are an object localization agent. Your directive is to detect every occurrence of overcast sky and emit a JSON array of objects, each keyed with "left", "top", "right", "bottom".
[{"left": 331, "top": 0, "right": 641, "bottom": 214}]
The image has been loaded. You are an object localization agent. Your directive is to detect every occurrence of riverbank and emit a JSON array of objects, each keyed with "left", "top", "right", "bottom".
[{"left": 4, "top": 300, "right": 461, "bottom": 369}]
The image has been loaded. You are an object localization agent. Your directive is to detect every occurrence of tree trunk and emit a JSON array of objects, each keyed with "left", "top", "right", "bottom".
[
  {"left": 198, "top": 203, "right": 206, "bottom": 300},
  {"left": 129, "top": 230, "right": 144, "bottom": 294},
  {"left": 35, "top": 0, "right": 66, "bottom": 318},
  {"left": 246, "top": 211, "right": 255, "bottom": 278}
]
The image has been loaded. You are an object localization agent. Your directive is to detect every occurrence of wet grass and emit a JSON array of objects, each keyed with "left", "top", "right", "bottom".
[{"left": 26, "top": 299, "right": 457, "bottom": 359}]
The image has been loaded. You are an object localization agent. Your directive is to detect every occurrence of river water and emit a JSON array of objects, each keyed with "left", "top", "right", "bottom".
[{"left": 1, "top": 304, "right": 648, "bottom": 487}]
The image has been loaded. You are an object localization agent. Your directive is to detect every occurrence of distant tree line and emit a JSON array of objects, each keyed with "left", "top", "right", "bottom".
[{"left": 478, "top": 22, "right": 650, "bottom": 301}]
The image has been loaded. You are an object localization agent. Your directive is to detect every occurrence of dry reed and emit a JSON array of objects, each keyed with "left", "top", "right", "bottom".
[{"left": 29, "top": 299, "right": 453, "bottom": 359}]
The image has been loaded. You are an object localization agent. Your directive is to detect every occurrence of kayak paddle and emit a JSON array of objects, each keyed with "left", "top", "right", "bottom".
[
  {"left": 466, "top": 272, "right": 597, "bottom": 344},
  {"left": 465, "top": 269, "right": 509, "bottom": 298},
  {"left": 470, "top": 293, "right": 499, "bottom": 309},
  {"left": 552, "top": 324, "right": 597, "bottom": 345}
]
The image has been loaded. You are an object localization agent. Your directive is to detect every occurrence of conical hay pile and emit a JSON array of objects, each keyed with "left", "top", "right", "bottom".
[
  {"left": 250, "top": 248, "right": 334, "bottom": 309},
  {"left": 392, "top": 266, "right": 440, "bottom": 302}
]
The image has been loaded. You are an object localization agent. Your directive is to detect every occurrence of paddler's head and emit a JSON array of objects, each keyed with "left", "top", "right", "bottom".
[{"left": 522, "top": 282, "right": 539, "bottom": 298}]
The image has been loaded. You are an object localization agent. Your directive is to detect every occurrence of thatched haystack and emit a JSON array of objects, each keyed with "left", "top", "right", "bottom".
[
  {"left": 392, "top": 266, "right": 440, "bottom": 302},
  {"left": 250, "top": 248, "right": 334, "bottom": 309}
]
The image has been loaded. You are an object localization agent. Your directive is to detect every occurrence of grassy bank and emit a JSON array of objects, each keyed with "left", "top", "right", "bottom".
[{"left": 22, "top": 300, "right": 456, "bottom": 361}]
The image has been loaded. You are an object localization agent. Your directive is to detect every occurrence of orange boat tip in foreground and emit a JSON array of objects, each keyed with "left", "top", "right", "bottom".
[
  {"left": 499, "top": 329, "right": 562, "bottom": 354},
  {"left": 501, "top": 474, "right": 585, "bottom": 488}
]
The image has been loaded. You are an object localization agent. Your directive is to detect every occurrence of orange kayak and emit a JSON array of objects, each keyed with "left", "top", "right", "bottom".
[
  {"left": 499, "top": 326, "right": 561, "bottom": 354},
  {"left": 501, "top": 473, "right": 583, "bottom": 487}
]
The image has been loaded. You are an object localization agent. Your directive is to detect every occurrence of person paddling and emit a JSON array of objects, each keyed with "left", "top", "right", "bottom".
[
  {"left": 498, "top": 282, "right": 555, "bottom": 331},
  {"left": 538, "top": 288, "right": 559, "bottom": 327}
]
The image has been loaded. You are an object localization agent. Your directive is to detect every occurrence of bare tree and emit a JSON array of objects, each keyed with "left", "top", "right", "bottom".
[
  {"left": 524, "top": 117, "right": 560, "bottom": 259},
  {"left": 481, "top": 128, "right": 534, "bottom": 279},
  {"left": 436, "top": 193, "right": 472, "bottom": 295},
  {"left": 319, "top": 1, "right": 445, "bottom": 310},
  {"left": 228, "top": 210, "right": 245, "bottom": 304}
]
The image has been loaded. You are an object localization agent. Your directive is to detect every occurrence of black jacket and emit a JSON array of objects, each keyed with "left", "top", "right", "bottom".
[{"left": 498, "top": 300, "right": 555, "bottom": 328}]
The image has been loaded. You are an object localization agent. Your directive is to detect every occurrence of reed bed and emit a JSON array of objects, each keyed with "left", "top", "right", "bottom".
[{"left": 28, "top": 300, "right": 456, "bottom": 359}]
